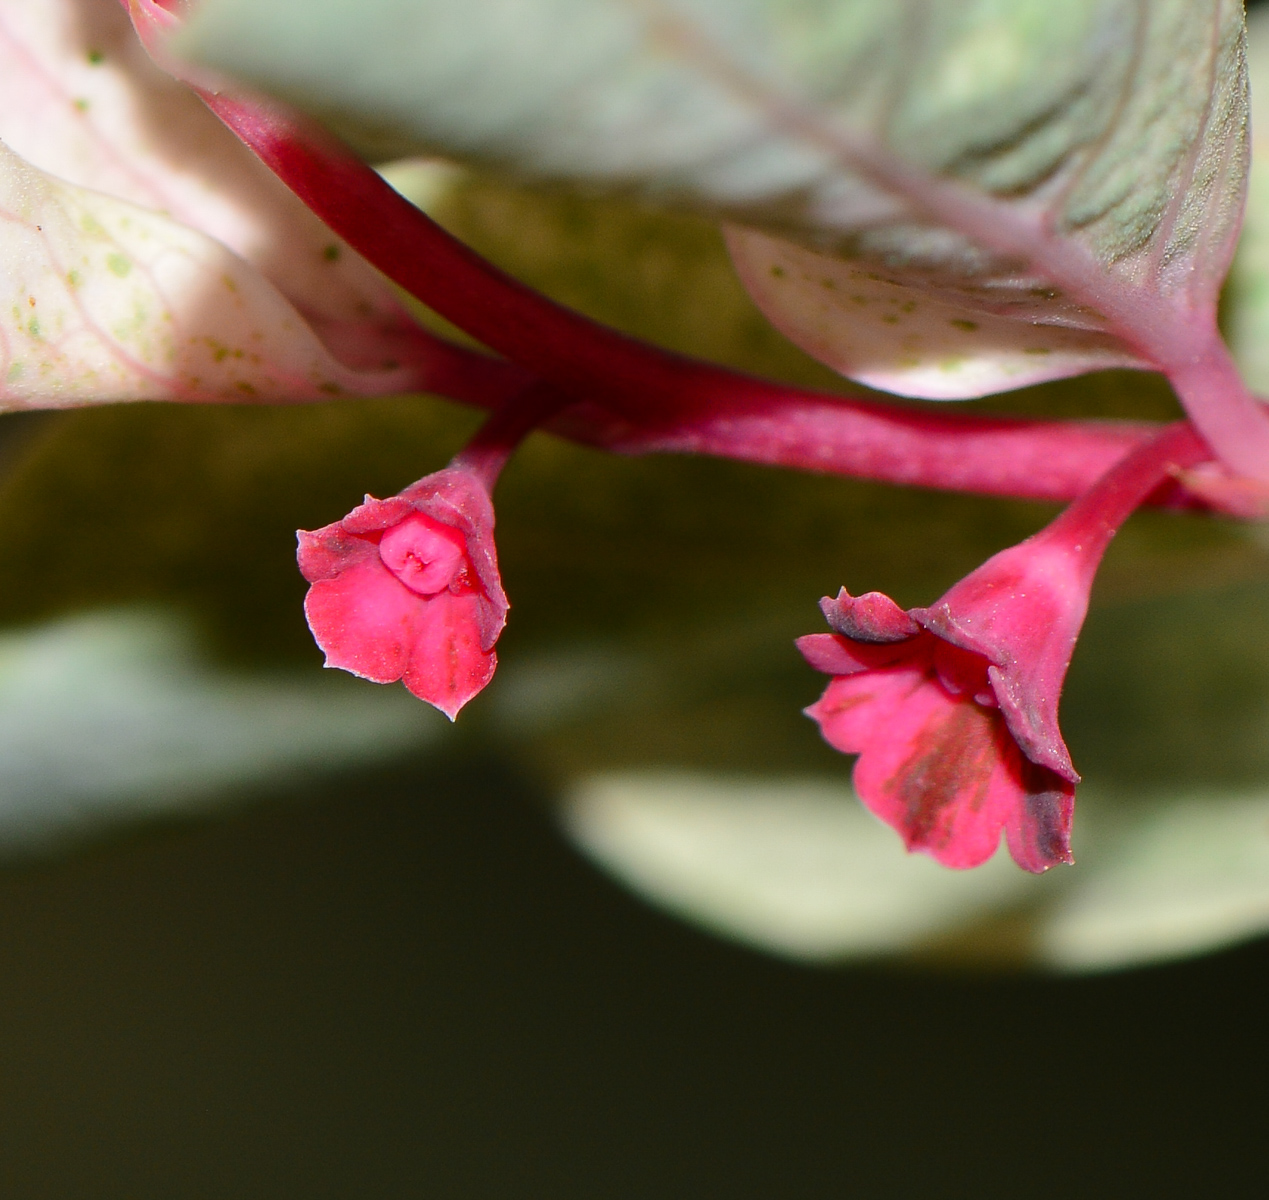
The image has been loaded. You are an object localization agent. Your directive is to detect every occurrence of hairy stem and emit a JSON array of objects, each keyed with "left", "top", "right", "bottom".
[
  {"left": 450, "top": 382, "right": 567, "bottom": 490},
  {"left": 1044, "top": 422, "right": 1207, "bottom": 574}
]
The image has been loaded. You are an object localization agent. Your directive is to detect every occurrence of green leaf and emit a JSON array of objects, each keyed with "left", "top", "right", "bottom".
[{"left": 179, "top": 0, "right": 1248, "bottom": 397}]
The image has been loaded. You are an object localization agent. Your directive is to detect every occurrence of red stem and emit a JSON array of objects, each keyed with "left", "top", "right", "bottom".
[
  {"left": 391, "top": 324, "right": 1188, "bottom": 506},
  {"left": 450, "top": 382, "right": 568, "bottom": 490},
  {"left": 1158, "top": 328, "right": 1269, "bottom": 484},
  {"left": 124, "top": 1, "right": 1249, "bottom": 509},
  {"left": 195, "top": 92, "right": 1197, "bottom": 506},
  {"left": 1042, "top": 422, "right": 1208, "bottom": 576}
]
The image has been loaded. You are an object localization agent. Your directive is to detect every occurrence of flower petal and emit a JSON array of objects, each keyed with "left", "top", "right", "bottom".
[
  {"left": 298, "top": 467, "right": 509, "bottom": 717},
  {"left": 915, "top": 538, "right": 1085, "bottom": 783},
  {"left": 796, "top": 632, "right": 923, "bottom": 678},
  {"left": 1003, "top": 757, "right": 1076, "bottom": 874},
  {"left": 401, "top": 590, "right": 496, "bottom": 720},
  {"left": 379, "top": 513, "right": 467, "bottom": 596},
  {"left": 820, "top": 588, "right": 920, "bottom": 644},
  {"left": 296, "top": 525, "right": 378, "bottom": 583},
  {"left": 303, "top": 555, "right": 415, "bottom": 685},
  {"left": 850, "top": 683, "right": 1022, "bottom": 870},
  {"left": 805, "top": 667, "right": 926, "bottom": 754},
  {"left": 403, "top": 469, "right": 507, "bottom": 649}
]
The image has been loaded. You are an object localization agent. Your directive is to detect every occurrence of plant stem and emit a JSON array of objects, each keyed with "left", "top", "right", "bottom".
[
  {"left": 1160, "top": 328, "right": 1269, "bottom": 483},
  {"left": 450, "top": 382, "right": 567, "bottom": 490},
  {"left": 191, "top": 93, "right": 1203, "bottom": 504},
  {"left": 1043, "top": 422, "right": 1207, "bottom": 574}
]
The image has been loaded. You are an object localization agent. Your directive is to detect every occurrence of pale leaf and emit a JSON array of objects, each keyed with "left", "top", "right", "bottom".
[
  {"left": 0, "top": 0, "right": 415, "bottom": 350},
  {"left": 0, "top": 0, "right": 452, "bottom": 404},
  {"left": 0, "top": 608, "right": 439, "bottom": 851},
  {"left": 726, "top": 228, "right": 1143, "bottom": 399},
  {"left": 1037, "top": 791, "right": 1269, "bottom": 971},
  {"left": 0, "top": 138, "right": 419, "bottom": 407}
]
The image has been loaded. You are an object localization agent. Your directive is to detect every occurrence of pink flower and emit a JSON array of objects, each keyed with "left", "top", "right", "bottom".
[
  {"left": 297, "top": 467, "right": 508, "bottom": 720},
  {"left": 799, "top": 423, "right": 1207, "bottom": 872},
  {"left": 799, "top": 588, "right": 1076, "bottom": 873}
]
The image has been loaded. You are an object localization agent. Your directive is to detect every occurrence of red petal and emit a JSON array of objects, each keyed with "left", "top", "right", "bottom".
[
  {"left": 379, "top": 513, "right": 467, "bottom": 595},
  {"left": 806, "top": 667, "right": 926, "bottom": 754},
  {"left": 1003, "top": 755, "right": 1076, "bottom": 872},
  {"left": 851, "top": 682, "right": 1022, "bottom": 869},
  {"left": 932, "top": 639, "right": 993, "bottom": 702},
  {"left": 339, "top": 493, "right": 416, "bottom": 536},
  {"left": 820, "top": 588, "right": 920, "bottom": 643},
  {"left": 303, "top": 556, "right": 416, "bottom": 683},
  {"left": 296, "top": 524, "right": 377, "bottom": 583},
  {"left": 401, "top": 591, "right": 496, "bottom": 719},
  {"left": 797, "top": 632, "right": 925, "bottom": 677}
]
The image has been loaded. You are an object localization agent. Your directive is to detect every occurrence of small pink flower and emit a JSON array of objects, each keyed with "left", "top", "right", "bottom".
[
  {"left": 799, "top": 424, "right": 1208, "bottom": 872},
  {"left": 297, "top": 467, "right": 508, "bottom": 720},
  {"left": 799, "top": 587, "right": 1075, "bottom": 873}
]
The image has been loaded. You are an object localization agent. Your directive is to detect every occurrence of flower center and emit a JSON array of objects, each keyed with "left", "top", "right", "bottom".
[{"left": 379, "top": 514, "right": 466, "bottom": 595}]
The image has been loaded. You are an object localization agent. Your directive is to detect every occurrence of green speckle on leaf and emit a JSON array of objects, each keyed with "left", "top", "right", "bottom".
[
  {"left": 6, "top": 362, "right": 22, "bottom": 383},
  {"left": 322, "top": 244, "right": 341, "bottom": 262},
  {"left": 769, "top": 264, "right": 785, "bottom": 279},
  {"left": 106, "top": 253, "right": 131, "bottom": 278},
  {"left": 1024, "top": 346, "right": 1053, "bottom": 356},
  {"left": 86, "top": 49, "right": 104, "bottom": 65},
  {"left": 881, "top": 314, "right": 900, "bottom": 325},
  {"left": 66, "top": 270, "right": 81, "bottom": 289},
  {"left": 949, "top": 319, "right": 979, "bottom": 332},
  {"left": 73, "top": 98, "right": 90, "bottom": 113},
  {"left": 235, "top": 381, "right": 258, "bottom": 396}
]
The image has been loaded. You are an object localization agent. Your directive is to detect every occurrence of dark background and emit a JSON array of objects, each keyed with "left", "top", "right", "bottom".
[{"left": 0, "top": 750, "right": 1261, "bottom": 1199}]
